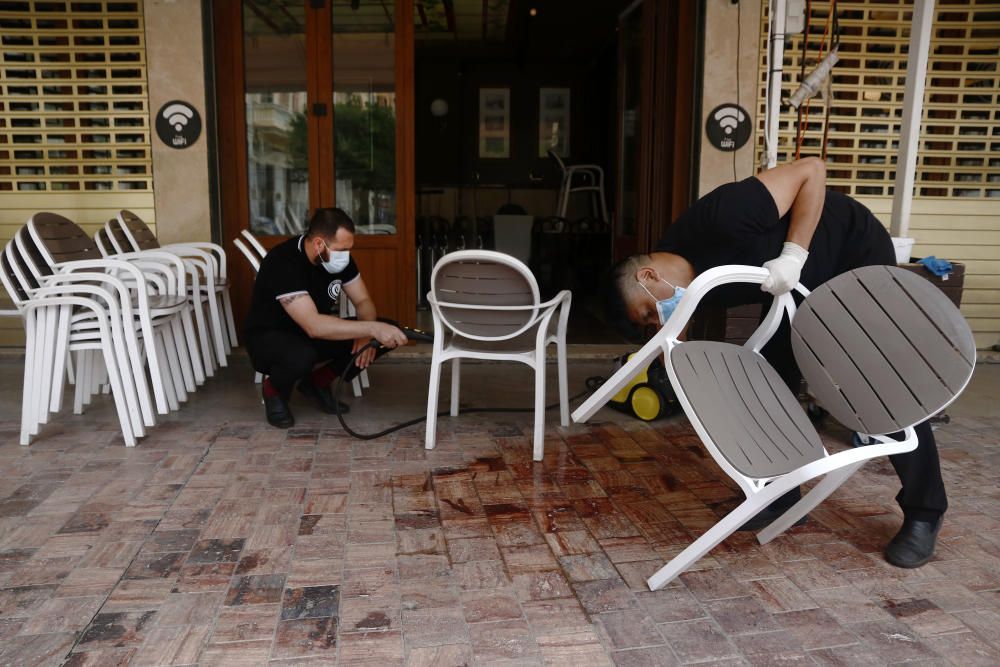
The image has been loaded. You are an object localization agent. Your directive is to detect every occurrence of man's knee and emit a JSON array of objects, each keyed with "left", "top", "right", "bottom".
[{"left": 279, "top": 344, "right": 320, "bottom": 382}]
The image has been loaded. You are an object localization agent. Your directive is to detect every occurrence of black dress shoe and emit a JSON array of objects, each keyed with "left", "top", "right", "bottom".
[
  {"left": 297, "top": 380, "right": 350, "bottom": 415},
  {"left": 264, "top": 393, "right": 295, "bottom": 429},
  {"left": 738, "top": 505, "right": 809, "bottom": 532},
  {"left": 885, "top": 517, "right": 942, "bottom": 568}
]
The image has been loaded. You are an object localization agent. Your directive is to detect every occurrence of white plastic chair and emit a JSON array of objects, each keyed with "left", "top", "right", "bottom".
[
  {"left": 573, "top": 265, "right": 976, "bottom": 590},
  {"left": 110, "top": 210, "right": 236, "bottom": 372},
  {"left": 549, "top": 150, "right": 609, "bottom": 222},
  {"left": 24, "top": 214, "right": 194, "bottom": 417},
  {"left": 232, "top": 235, "right": 264, "bottom": 384},
  {"left": 425, "top": 250, "right": 572, "bottom": 461},
  {"left": 2, "top": 238, "right": 162, "bottom": 446}
]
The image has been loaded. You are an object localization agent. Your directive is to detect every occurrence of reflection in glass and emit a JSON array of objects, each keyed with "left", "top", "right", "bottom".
[
  {"left": 243, "top": 2, "right": 309, "bottom": 236},
  {"left": 332, "top": 1, "right": 396, "bottom": 234},
  {"left": 618, "top": 4, "right": 642, "bottom": 237}
]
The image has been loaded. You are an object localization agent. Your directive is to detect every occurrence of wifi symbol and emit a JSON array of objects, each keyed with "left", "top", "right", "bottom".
[
  {"left": 163, "top": 103, "right": 194, "bottom": 132},
  {"left": 714, "top": 107, "right": 745, "bottom": 135}
]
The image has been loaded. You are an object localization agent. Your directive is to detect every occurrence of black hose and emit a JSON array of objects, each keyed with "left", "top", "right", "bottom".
[{"left": 332, "top": 340, "right": 604, "bottom": 440}]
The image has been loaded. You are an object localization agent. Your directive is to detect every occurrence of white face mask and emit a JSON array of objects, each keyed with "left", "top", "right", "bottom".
[{"left": 319, "top": 241, "right": 350, "bottom": 274}]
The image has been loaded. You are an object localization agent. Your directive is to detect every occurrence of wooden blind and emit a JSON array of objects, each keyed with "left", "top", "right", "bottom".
[
  {"left": 755, "top": 0, "right": 1000, "bottom": 198},
  {"left": 0, "top": 0, "right": 151, "bottom": 193}
]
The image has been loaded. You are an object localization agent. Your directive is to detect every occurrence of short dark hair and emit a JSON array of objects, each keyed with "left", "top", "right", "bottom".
[
  {"left": 306, "top": 207, "right": 355, "bottom": 239},
  {"left": 605, "top": 254, "right": 648, "bottom": 343}
]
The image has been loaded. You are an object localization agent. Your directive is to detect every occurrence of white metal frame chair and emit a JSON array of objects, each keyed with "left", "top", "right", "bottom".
[
  {"left": 573, "top": 265, "right": 976, "bottom": 590},
  {"left": 549, "top": 150, "right": 609, "bottom": 222},
  {"left": 425, "top": 250, "right": 572, "bottom": 461}
]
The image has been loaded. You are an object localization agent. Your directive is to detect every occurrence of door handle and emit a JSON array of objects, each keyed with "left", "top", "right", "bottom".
[{"left": 312, "top": 103, "right": 328, "bottom": 117}]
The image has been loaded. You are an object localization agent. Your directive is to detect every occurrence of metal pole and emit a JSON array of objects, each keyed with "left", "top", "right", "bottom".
[
  {"left": 765, "top": 0, "right": 787, "bottom": 169},
  {"left": 890, "top": 0, "right": 935, "bottom": 238}
]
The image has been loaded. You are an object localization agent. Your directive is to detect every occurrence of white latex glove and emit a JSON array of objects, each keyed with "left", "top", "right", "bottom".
[{"left": 761, "top": 242, "right": 809, "bottom": 295}]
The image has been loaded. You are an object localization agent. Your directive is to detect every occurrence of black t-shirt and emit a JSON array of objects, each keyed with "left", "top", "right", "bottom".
[
  {"left": 656, "top": 176, "right": 894, "bottom": 307},
  {"left": 244, "top": 235, "right": 360, "bottom": 337}
]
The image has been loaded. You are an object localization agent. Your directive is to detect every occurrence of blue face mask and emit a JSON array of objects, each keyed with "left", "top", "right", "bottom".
[{"left": 638, "top": 277, "right": 686, "bottom": 326}]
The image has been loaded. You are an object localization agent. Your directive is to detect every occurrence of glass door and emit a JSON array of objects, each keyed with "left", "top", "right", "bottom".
[
  {"left": 331, "top": 1, "right": 397, "bottom": 235},
  {"left": 227, "top": 0, "right": 415, "bottom": 321},
  {"left": 243, "top": 2, "right": 311, "bottom": 236}
]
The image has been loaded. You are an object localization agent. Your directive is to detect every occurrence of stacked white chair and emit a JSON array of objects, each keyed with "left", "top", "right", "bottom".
[
  {"left": 105, "top": 210, "right": 236, "bottom": 377},
  {"left": 2, "top": 214, "right": 199, "bottom": 446}
]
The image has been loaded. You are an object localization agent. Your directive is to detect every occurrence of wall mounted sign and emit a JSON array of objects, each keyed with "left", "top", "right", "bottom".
[
  {"left": 479, "top": 88, "right": 510, "bottom": 159},
  {"left": 705, "top": 103, "right": 751, "bottom": 152},
  {"left": 538, "top": 87, "right": 570, "bottom": 158},
  {"left": 155, "top": 100, "right": 202, "bottom": 149}
]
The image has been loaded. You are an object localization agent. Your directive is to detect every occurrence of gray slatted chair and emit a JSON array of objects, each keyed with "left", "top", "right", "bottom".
[
  {"left": 425, "top": 250, "right": 572, "bottom": 461},
  {"left": 573, "top": 264, "right": 975, "bottom": 590}
]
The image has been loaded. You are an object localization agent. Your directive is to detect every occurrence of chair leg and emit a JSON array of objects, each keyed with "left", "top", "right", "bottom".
[
  {"left": 556, "top": 340, "right": 569, "bottom": 427},
  {"left": 222, "top": 288, "right": 238, "bottom": 347},
  {"left": 156, "top": 330, "right": 180, "bottom": 412},
  {"left": 206, "top": 287, "right": 228, "bottom": 367},
  {"left": 351, "top": 374, "right": 363, "bottom": 398},
  {"left": 169, "top": 317, "right": 195, "bottom": 395},
  {"left": 450, "top": 358, "right": 461, "bottom": 417},
  {"left": 559, "top": 177, "right": 572, "bottom": 218},
  {"left": 191, "top": 294, "right": 215, "bottom": 378},
  {"left": 181, "top": 307, "right": 205, "bottom": 385},
  {"left": 532, "top": 350, "right": 546, "bottom": 462},
  {"left": 20, "top": 310, "right": 38, "bottom": 445},
  {"left": 254, "top": 371, "right": 263, "bottom": 384},
  {"left": 647, "top": 496, "right": 769, "bottom": 591},
  {"left": 424, "top": 357, "right": 443, "bottom": 451},
  {"left": 757, "top": 462, "right": 866, "bottom": 544},
  {"left": 360, "top": 368, "right": 370, "bottom": 389}
]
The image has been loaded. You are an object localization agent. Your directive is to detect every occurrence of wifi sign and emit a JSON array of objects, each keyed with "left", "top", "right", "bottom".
[
  {"left": 705, "top": 103, "right": 751, "bottom": 153},
  {"left": 155, "top": 100, "right": 202, "bottom": 150}
]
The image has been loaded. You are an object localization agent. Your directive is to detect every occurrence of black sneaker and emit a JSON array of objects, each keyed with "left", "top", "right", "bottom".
[
  {"left": 885, "top": 517, "right": 942, "bottom": 568},
  {"left": 738, "top": 505, "right": 809, "bottom": 532},
  {"left": 297, "top": 379, "right": 350, "bottom": 415},
  {"left": 264, "top": 392, "right": 294, "bottom": 429}
]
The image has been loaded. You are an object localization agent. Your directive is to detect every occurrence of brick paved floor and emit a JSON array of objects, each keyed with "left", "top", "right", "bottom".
[{"left": 0, "top": 358, "right": 997, "bottom": 666}]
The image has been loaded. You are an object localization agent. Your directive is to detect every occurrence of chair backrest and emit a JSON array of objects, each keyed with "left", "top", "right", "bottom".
[
  {"left": 1, "top": 242, "right": 31, "bottom": 307},
  {"left": 240, "top": 230, "right": 267, "bottom": 259},
  {"left": 792, "top": 265, "right": 975, "bottom": 436},
  {"left": 28, "top": 212, "right": 104, "bottom": 268},
  {"left": 232, "top": 238, "right": 261, "bottom": 273},
  {"left": 94, "top": 227, "right": 115, "bottom": 257},
  {"left": 431, "top": 250, "right": 540, "bottom": 340},
  {"left": 547, "top": 149, "right": 567, "bottom": 174},
  {"left": 117, "top": 210, "right": 160, "bottom": 250}
]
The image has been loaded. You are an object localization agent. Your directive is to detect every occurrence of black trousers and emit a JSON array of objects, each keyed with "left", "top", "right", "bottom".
[
  {"left": 245, "top": 329, "right": 373, "bottom": 402},
  {"left": 760, "top": 315, "right": 948, "bottom": 522}
]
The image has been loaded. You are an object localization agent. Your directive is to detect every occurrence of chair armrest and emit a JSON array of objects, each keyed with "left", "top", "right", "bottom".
[
  {"left": 111, "top": 250, "right": 188, "bottom": 295},
  {"left": 161, "top": 242, "right": 226, "bottom": 279},
  {"left": 572, "top": 265, "right": 809, "bottom": 424}
]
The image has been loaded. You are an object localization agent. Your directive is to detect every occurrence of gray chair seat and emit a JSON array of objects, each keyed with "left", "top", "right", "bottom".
[{"left": 671, "top": 341, "right": 825, "bottom": 479}]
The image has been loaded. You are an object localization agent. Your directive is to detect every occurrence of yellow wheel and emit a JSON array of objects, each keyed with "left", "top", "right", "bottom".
[{"left": 630, "top": 385, "right": 662, "bottom": 421}]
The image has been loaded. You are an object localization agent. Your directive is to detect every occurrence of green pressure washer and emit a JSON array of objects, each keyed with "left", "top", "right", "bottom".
[{"left": 606, "top": 352, "right": 678, "bottom": 421}]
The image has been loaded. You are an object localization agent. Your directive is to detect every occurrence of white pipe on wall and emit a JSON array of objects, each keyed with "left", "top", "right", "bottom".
[
  {"left": 765, "top": 0, "right": 787, "bottom": 169},
  {"left": 890, "top": 0, "right": 936, "bottom": 239}
]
